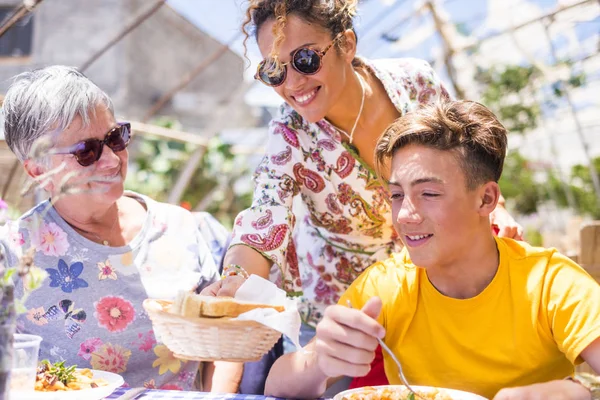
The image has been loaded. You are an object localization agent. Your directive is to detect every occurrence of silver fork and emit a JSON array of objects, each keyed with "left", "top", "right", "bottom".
[
  {"left": 346, "top": 300, "right": 425, "bottom": 400},
  {"left": 114, "top": 386, "right": 146, "bottom": 399}
]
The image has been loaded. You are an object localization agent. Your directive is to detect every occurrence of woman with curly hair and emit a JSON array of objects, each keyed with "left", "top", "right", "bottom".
[{"left": 203, "top": 0, "right": 524, "bottom": 394}]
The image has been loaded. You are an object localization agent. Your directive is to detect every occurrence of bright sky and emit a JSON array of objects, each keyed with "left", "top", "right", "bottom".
[{"left": 167, "top": 0, "right": 564, "bottom": 58}]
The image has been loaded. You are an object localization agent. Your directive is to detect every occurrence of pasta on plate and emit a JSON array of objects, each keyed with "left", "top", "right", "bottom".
[
  {"left": 34, "top": 361, "right": 109, "bottom": 392},
  {"left": 341, "top": 386, "right": 454, "bottom": 400}
]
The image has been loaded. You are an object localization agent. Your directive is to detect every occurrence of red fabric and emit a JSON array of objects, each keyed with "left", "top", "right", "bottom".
[
  {"left": 492, "top": 224, "right": 500, "bottom": 235},
  {"left": 348, "top": 345, "right": 389, "bottom": 389}
]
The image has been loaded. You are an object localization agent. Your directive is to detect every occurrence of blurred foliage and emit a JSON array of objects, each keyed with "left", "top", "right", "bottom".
[
  {"left": 475, "top": 65, "right": 541, "bottom": 133},
  {"left": 125, "top": 118, "right": 253, "bottom": 229},
  {"left": 499, "top": 151, "right": 546, "bottom": 215},
  {"left": 475, "top": 61, "right": 597, "bottom": 220},
  {"left": 500, "top": 152, "right": 600, "bottom": 219},
  {"left": 551, "top": 58, "right": 587, "bottom": 98},
  {"left": 524, "top": 227, "right": 544, "bottom": 247},
  {"left": 454, "top": 22, "right": 472, "bottom": 36},
  {"left": 180, "top": 138, "right": 253, "bottom": 228},
  {"left": 550, "top": 72, "right": 587, "bottom": 98},
  {"left": 125, "top": 136, "right": 190, "bottom": 200},
  {"left": 548, "top": 156, "right": 600, "bottom": 219}
]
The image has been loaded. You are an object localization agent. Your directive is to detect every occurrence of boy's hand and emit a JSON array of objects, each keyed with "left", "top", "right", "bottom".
[
  {"left": 315, "top": 297, "right": 386, "bottom": 378},
  {"left": 494, "top": 379, "right": 592, "bottom": 400}
]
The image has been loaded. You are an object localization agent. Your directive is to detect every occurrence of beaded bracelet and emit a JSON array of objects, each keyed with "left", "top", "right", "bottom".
[{"left": 221, "top": 264, "right": 250, "bottom": 280}]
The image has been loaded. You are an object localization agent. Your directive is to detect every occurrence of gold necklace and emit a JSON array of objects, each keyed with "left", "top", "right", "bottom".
[
  {"left": 69, "top": 213, "right": 119, "bottom": 246},
  {"left": 335, "top": 72, "right": 366, "bottom": 144}
]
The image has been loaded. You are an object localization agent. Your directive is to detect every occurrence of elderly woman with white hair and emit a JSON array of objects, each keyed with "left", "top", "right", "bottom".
[{"left": 0, "top": 66, "right": 241, "bottom": 391}]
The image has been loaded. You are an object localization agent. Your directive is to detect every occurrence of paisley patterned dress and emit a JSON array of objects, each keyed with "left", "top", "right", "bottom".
[{"left": 230, "top": 58, "right": 450, "bottom": 327}]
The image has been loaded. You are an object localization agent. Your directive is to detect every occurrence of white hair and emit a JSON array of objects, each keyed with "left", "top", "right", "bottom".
[{"left": 3, "top": 65, "right": 114, "bottom": 161}]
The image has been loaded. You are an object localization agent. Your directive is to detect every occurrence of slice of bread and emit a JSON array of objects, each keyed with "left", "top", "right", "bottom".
[
  {"left": 171, "top": 290, "right": 205, "bottom": 318},
  {"left": 171, "top": 291, "right": 284, "bottom": 318},
  {"left": 200, "top": 296, "right": 285, "bottom": 317}
]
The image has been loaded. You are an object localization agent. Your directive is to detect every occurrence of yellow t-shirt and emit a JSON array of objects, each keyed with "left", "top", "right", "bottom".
[{"left": 340, "top": 237, "right": 600, "bottom": 399}]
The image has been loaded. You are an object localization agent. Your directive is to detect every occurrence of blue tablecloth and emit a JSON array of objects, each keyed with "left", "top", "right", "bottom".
[{"left": 105, "top": 387, "right": 282, "bottom": 399}]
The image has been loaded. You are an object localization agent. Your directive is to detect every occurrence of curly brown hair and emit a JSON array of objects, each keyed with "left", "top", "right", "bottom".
[
  {"left": 375, "top": 100, "right": 508, "bottom": 189},
  {"left": 242, "top": 0, "right": 360, "bottom": 73}
]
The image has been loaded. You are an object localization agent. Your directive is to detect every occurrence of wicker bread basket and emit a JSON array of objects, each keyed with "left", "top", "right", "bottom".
[{"left": 143, "top": 299, "right": 283, "bottom": 362}]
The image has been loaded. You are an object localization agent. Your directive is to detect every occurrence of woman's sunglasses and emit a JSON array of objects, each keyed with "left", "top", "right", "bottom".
[
  {"left": 53, "top": 122, "right": 131, "bottom": 167},
  {"left": 254, "top": 33, "right": 343, "bottom": 87}
]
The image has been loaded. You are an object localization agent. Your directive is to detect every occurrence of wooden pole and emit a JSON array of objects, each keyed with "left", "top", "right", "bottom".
[
  {"left": 129, "top": 121, "right": 264, "bottom": 154},
  {"left": 0, "top": 0, "right": 44, "bottom": 39},
  {"left": 424, "top": 0, "right": 466, "bottom": 99}
]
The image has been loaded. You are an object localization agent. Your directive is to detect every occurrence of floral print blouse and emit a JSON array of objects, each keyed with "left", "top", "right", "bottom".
[
  {"left": 0, "top": 192, "right": 220, "bottom": 390},
  {"left": 230, "top": 58, "right": 450, "bottom": 327}
]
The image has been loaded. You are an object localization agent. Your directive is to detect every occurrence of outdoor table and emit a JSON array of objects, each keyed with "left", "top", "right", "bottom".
[{"left": 105, "top": 387, "right": 284, "bottom": 400}]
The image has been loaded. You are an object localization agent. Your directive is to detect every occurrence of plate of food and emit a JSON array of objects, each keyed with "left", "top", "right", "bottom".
[
  {"left": 334, "top": 385, "right": 488, "bottom": 400},
  {"left": 11, "top": 360, "right": 124, "bottom": 400}
]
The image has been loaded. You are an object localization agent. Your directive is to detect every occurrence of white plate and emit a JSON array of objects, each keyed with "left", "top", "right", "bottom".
[
  {"left": 334, "top": 385, "right": 488, "bottom": 400},
  {"left": 10, "top": 369, "right": 124, "bottom": 400}
]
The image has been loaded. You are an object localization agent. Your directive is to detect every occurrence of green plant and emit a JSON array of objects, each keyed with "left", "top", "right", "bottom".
[
  {"left": 498, "top": 151, "right": 547, "bottom": 215},
  {"left": 474, "top": 62, "right": 596, "bottom": 218},
  {"left": 180, "top": 137, "right": 253, "bottom": 228},
  {"left": 524, "top": 227, "right": 544, "bottom": 247},
  {"left": 39, "top": 360, "right": 77, "bottom": 385},
  {"left": 125, "top": 120, "right": 253, "bottom": 229},
  {"left": 475, "top": 65, "right": 541, "bottom": 134},
  {"left": 126, "top": 136, "right": 192, "bottom": 201},
  {"left": 559, "top": 157, "right": 600, "bottom": 219}
]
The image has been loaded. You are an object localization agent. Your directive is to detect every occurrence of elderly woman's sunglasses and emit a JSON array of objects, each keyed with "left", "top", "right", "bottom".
[
  {"left": 254, "top": 33, "right": 343, "bottom": 87},
  {"left": 53, "top": 122, "right": 131, "bottom": 167}
]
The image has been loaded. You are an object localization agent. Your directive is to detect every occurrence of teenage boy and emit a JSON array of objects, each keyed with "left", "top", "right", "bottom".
[{"left": 264, "top": 100, "right": 600, "bottom": 400}]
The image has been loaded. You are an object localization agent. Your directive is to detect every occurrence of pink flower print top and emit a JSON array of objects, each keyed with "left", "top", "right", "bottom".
[
  {"left": 229, "top": 58, "right": 450, "bottom": 326},
  {"left": 0, "top": 191, "right": 221, "bottom": 390}
]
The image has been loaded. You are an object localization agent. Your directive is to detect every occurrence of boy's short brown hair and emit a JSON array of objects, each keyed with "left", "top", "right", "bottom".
[{"left": 375, "top": 100, "right": 508, "bottom": 189}]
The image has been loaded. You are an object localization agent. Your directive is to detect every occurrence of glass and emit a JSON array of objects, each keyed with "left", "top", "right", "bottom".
[
  {"left": 10, "top": 334, "right": 42, "bottom": 392},
  {"left": 254, "top": 33, "right": 343, "bottom": 87},
  {"left": 52, "top": 122, "right": 131, "bottom": 167}
]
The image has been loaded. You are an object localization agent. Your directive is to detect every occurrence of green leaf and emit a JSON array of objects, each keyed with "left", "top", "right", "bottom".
[
  {"left": 568, "top": 73, "right": 586, "bottom": 88},
  {"left": 14, "top": 298, "right": 27, "bottom": 315},
  {"left": 454, "top": 22, "right": 471, "bottom": 36},
  {"left": 46, "top": 360, "right": 78, "bottom": 385},
  {"left": 2, "top": 268, "right": 16, "bottom": 285},
  {"left": 24, "top": 267, "right": 48, "bottom": 292}
]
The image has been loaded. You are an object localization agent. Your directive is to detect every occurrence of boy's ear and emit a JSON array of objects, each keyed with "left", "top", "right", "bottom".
[{"left": 478, "top": 181, "right": 500, "bottom": 216}]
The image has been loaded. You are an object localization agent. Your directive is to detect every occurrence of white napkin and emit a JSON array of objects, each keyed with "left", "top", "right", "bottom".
[{"left": 233, "top": 275, "right": 302, "bottom": 349}]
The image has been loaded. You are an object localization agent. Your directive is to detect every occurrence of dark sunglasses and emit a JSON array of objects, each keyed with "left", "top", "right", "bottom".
[
  {"left": 254, "top": 33, "right": 343, "bottom": 87},
  {"left": 53, "top": 122, "right": 131, "bottom": 167}
]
